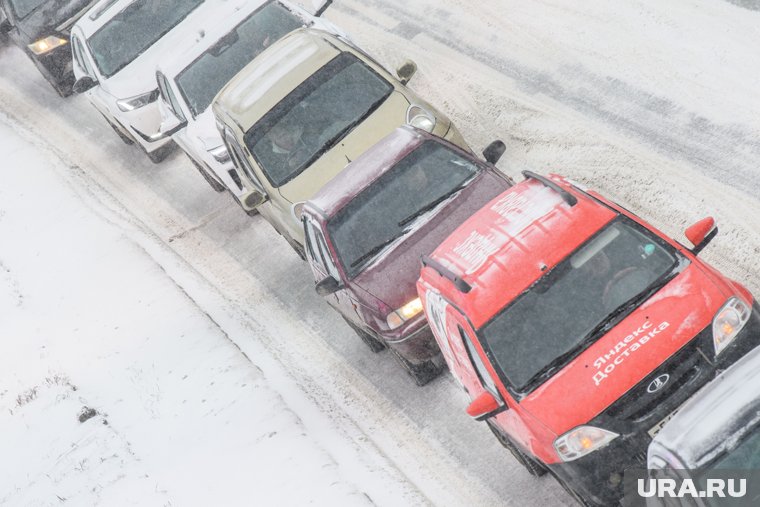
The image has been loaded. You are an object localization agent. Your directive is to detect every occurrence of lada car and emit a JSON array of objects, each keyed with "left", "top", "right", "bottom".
[
  {"left": 416, "top": 172, "right": 760, "bottom": 505},
  {"left": 213, "top": 28, "right": 468, "bottom": 257},
  {"left": 69, "top": 0, "right": 250, "bottom": 162},
  {"left": 0, "top": 0, "right": 98, "bottom": 96},
  {"left": 301, "top": 125, "right": 511, "bottom": 385},
  {"left": 155, "top": 0, "right": 342, "bottom": 214},
  {"left": 647, "top": 344, "right": 760, "bottom": 506}
]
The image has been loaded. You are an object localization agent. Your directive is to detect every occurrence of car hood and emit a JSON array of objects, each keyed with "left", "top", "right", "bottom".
[
  {"left": 350, "top": 171, "right": 510, "bottom": 310},
  {"left": 519, "top": 262, "right": 730, "bottom": 436},
  {"left": 276, "top": 91, "right": 410, "bottom": 204},
  {"left": 16, "top": 0, "right": 95, "bottom": 40}
]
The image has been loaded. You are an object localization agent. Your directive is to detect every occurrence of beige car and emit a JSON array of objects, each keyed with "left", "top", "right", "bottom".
[{"left": 212, "top": 28, "right": 468, "bottom": 257}]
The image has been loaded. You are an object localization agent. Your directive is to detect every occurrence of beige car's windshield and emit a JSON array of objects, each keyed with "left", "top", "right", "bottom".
[{"left": 245, "top": 52, "right": 393, "bottom": 187}]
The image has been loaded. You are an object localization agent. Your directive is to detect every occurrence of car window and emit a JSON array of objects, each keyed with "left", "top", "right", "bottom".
[
  {"left": 245, "top": 52, "right": 393, "bottom": 187},
  {"left": 87, "top": 0, "right": 204, "bottom": 78},
  {"left": 225, "top": 130, "right": 265, "bottom": 193},
  {"left": 478, "top": 217, "right": 682, "bottom": 393},
  {"left": 158, "top": 73, "right": 185, "bottom": 122},
  {"left": 176, "top": 2, "right": 303, "bottom": 118},
  {"left": 459, "top": 326, "right": 499, "bottom": 396},
  {"left": 313, "top": 227, "right": 340, "bottom": 280},
  {"left": 72, "top": 35, "right": 94, "bottom": 77},
  {"left": 304, "top": 219, "right": 327, "bottom": 271},
  {"left": 6, "top": 0, "right": 45, "bottom": 19},
  {"left": 326, "top": 141, "right": 480, "bottom": 278}
]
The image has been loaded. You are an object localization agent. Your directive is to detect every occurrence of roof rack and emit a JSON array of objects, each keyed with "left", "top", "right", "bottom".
[
  {"left": 421, "top": 256, "right": 472, "bottom": 293},
  {"left": 522, "top": 170, "right": 577, "bottom": 207}
]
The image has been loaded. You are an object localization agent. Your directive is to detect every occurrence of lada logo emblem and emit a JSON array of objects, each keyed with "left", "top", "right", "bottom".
[{"left": 647, "top": 374, "right": 670, "bottom": 393}]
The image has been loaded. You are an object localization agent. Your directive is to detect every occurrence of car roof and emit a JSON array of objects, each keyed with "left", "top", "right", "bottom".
[
  {"left": 652, "top": 344, "right": 760, "bottom": 467},
  {"left": 212, "top": 27, "right": 344, "bottom": 131},
  {"left": 157, "top": 0, "right": 293, "bottom": 80},
  {"left": 305, "top": 126, "right": 433, "bottom": 219},
  {"left": 423, "top": 174, "right": 617, "bottom": 328}
]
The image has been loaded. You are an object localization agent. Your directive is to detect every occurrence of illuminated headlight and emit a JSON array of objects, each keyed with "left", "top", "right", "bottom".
[
  {"left": 208, "top": 145, "right": 230, "bottom": 164},
  {"left": 554, "top": 426, "right": 618, "bottom": 462},
  {"left": 28, "top": 36, "right": 68, "bottom": 55},
  {"left": 406, "top": 105, "right": 436, "bottom": 132},
  {"left": 713, "top": 297, "right": 751, "bottom": 355},
  {"left": 386, "top": 297, "right": 423, "bottom": 329},
  {"left": 117, "top": 89, "right": 159, "bottom": 112}
]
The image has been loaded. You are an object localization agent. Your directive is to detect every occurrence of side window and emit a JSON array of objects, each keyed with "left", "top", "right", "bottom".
[
  {"left": 225, "top": 130, "right": 265, "bottom": 193},
  {"left": 304, "top": 219, "right": 327, "bottom": 270},
  {"left": 459, "top": 326, "right": 500, "bottom": 396},
  {"left": 313, "top": 227, "right": 340, "bottom": 281},
  {"left": 72, "top": 36, "right": 94, "bottom": 77}
]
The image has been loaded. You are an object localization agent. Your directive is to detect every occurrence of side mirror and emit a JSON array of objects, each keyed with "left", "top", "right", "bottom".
[
  {"left": 685, "top": 216, "right": 717, "bottom": 255},
  {"left": 315, "top": 275, "right": 340, "bottom": 296},
  {"left": 466, "top": 391, "right": 507, "bottom": 421},
  {"left": 243, "top": 188, "right": 269, "bottom": 209},
  {"left": 312, "top": 0, "right": 333, "bottom": 16},
  {"left": 396, "top": 60, "right": 418, "bottom": 85},
  {"left": 158, "top": 113, "right": 187, "bottom": 138},
  {"left": 72, "top": 76, "right": 97, "bottom": 94},
  {"left": 483, "top": 140, "right": 506, "bottom": 165}
]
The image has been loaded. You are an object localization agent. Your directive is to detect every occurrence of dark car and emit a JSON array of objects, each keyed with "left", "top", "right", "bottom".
[
  {"left": 301, "top": 126, "right": 512, "bottom": 385},
  {"left": 0, "top": 0, "right": 97, "bottom": 96}
]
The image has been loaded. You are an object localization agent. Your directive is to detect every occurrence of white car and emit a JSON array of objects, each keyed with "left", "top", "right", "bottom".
[
  {"left": 155, "top": 0, "right": 343, "bottom": 214},
  {"left": 69, "top": 0, "right": 250, "bottom": 163}
]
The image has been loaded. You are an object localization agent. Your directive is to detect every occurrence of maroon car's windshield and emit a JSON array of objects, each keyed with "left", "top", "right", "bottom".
[{"left": 327, "top": 141, "right": 480, "bottom": 278}]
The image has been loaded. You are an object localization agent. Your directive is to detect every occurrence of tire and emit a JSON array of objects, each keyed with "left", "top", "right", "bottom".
[
  {"left": 391, "top": 349, "right": 444, "bottom": 386},
  {"left": 188, "top": 157, "right": 226, "bottom": 193},
  {"left": 230, "top": 191, "right": 259, "bottom": 217},
  {"left": 341, "top": 317, "right": 386, "bottom": 353},
  {"left": 109, "top": 121, "right": 134, "bottom": 145},
  {"left": 551, "top": 472, "right": 599, "bottom": 507},
  {"left": 486, "top": 421, "right": 547, "bottom": 477},
  {"left": 146, "top": 144, "right": 174, "bottom": 165}
]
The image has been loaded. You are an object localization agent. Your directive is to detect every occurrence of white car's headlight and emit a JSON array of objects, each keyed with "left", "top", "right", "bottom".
[
  {"left": 208, "top": 145, "right": 230, "bottom": 164},
  {"left": 406, "top": 105, "right": 436, "bottom": 132},
  {"left": 554, "top": 426, "right": 618, "bottom": 462},
  {"left": 387, "top": 297, "right": 423, "bottom": 329},
  {"left": 713, "top": 297, "right": 751, "bottom": 355},
  {"left": 28, "top": 36, "right": 68, "bottom": 55},
  {"left": 117, "top": 89, "right": 159, "bottom": 112}
]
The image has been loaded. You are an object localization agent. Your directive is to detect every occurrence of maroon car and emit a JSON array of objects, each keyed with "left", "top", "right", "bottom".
[{"left": 301, "top": 126, "right": 513, "bottom": 385}]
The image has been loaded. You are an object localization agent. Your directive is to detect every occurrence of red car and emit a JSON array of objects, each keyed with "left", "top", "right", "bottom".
[
  {"left": 301, "top": 126, "right": 512, "bottom": 385},
  {"left": 417, "top": 172, "right": 760, "bottom": 505}
]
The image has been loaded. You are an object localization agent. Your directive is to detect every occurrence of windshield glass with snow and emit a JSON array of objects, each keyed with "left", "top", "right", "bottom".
[
  {"left": 245, "top": 52, "right": 393, "bottom": 187},
  {"left": 88, "top": 0, "right": 204, "bottom": 78},
  {"left": 176, "top": 2, "right": 303, "bottom": 118},
  {"left": 479, "top": 217, "right": 681, "bottom": 393},
  {"left": 327, "top": 141, "right": 480, "bottom": 277},
  {"left": 7, "top": 0, "right": 46, "bottom": 19}
]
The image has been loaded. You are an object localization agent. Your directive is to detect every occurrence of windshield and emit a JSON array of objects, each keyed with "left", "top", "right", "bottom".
[
  {"left": 176, "top": 2, "right": 303, "bottom": 118},
  {"left": 327, "top": 141, "right": 480, "bottom": 278},
  {"left": 245, "top": 52, "right": 394, "bottom": 187},
  {"left": 88, "top": 0, "right": 204, "bottom": 78},
  {"left": 478, "top": 217, "right": 680, "bottom": 392},
  {"left": 7, "top": 0, "right": 46, "bottom": 19},
  {"left": 707, "top": 426, "right": 760, "bottom": 470}
]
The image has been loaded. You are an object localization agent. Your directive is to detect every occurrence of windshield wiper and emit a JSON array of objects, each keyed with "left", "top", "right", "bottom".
[
  {"left": 397, "top": 179, "right": 471, "bottom": 228},
  {"left": 350, "top": 230, "right": 408, "bottom": 268}
]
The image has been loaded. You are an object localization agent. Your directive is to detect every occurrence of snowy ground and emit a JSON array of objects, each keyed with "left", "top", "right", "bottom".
[{"left": 1, "top": 0, "right": 759, "bottom": 505}]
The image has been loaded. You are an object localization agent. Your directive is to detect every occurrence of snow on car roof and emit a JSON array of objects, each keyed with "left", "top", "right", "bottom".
[
  {"left": 425, "top": 175, "right": 617, "bottom": 328},
  {"left": 212, "top": 28, "right": 343, "bottom": 130}
]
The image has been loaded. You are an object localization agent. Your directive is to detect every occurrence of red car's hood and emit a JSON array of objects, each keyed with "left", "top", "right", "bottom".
[
  {"left": 520, "top": 262, "right": 729, "bottom": 436},
  {"left": 351, "top": 171, "right": 509, "bottom": 311}
]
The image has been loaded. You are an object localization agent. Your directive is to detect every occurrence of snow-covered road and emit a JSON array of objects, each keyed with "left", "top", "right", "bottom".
[{"left": 1, "top": 0, "right": 759, "bottom": 505}]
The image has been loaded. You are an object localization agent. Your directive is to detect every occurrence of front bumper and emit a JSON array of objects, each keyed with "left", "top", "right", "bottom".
[
  {"left": 28, "top": 43, "right": 75, "bottom": 92},
  {"left": 379, "top": 317, "right": 441, "bottom": 364},
  {"left": 549, "top": 304, "right": 760, "bottom": 505}
]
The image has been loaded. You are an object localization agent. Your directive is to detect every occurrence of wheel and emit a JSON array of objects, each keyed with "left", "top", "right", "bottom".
[
  {"left": 486, "top": 421, "right": 547, "bottom": 477},
  {"left": 188, "top": 156, "right": 226, "bottom": 192},
  {"left": 108, "top": 120, "right": 134, "bottom": 145},
  {"left": 391, "top": 349, "right": 444, "bottom": 386},
  {"left": 341, "top": 317, "right": 386, "bottom": 353},
  {"left": 230, "top": 191, "right": 259, "bottom": 217},
  {"left": 145, "top": 144, "right": 174, "bottom": 164},
  {"left": 551, "top": 472, "right": 600, "bottom": 507}
]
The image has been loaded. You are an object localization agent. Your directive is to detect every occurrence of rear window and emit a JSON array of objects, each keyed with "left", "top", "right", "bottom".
[
  {"left": 88, "top": 0, "right": 204, "bottom": 78},
  {"left": 478, "top": 217, "right": 682, "bottom": 393},
  {"left": 245, "top": 52, "right": 393, "bottom": 187},
  {"left": 176, "top": 2, "right": 303, "bottom": 118}
]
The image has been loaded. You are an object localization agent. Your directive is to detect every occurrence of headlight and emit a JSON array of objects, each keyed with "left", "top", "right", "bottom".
[
  {"left": 713, "top": 297, "right": 751, "bottom": 355},
  {"left": 387, "top": 297, "right": 423, "bottom": 329},
  {"left": 208, "top": 145, "right": 230, "bottom": 164},
  {"left": 406, "top": 105, "right": 436, "bottom": 132},
  {"left": 28, "top": 36, "right": 68, "bottom": 55},
  {"left": 117, "top": 89, "right": 159, "bottom": 112},
  {"left": 554, "top": 426, "right": 618, "bottom": 462}
]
